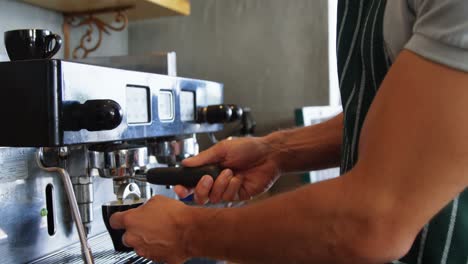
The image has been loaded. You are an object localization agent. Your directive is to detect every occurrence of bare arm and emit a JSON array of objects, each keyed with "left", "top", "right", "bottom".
[
  {"left": 184, "top": 50, "right": 468, "bottom": 263},
  {"left": 110, "top": 50, "right": 468, "bottom": 263},
  {"left": 266, "top": 113, "right": 343, "bottom": 173},
  {"left": 177, "top": 114, "right": 343, "bottom": 203}
]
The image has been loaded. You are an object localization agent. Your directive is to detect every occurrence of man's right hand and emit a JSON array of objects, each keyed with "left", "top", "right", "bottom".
[{"left": 175, "top": 137, "right": 281, "bottom": 204}]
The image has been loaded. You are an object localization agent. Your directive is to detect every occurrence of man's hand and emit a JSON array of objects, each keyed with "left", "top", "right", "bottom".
[
  {"left": 176, "top": 137, "right": 282, "bottom": 204},
  {"left": 168, "top": 51, "right": 468, "bottom": 264},
  {"left": 109, "top": 196, "right": 192, "bottom": 264}
]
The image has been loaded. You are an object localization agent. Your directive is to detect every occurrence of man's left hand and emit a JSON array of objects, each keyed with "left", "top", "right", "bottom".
[{"left": 109, "top": 195, "right": 192, "bottom": 264}]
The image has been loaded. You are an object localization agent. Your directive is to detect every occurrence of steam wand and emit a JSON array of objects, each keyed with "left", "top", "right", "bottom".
[{"left": 36, "top": 148, "right": 94, "bottom": 264}]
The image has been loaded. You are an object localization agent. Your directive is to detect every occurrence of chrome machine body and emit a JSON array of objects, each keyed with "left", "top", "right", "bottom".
[{"left": 0, "top": 59, "right": 235, "bottom": 263}]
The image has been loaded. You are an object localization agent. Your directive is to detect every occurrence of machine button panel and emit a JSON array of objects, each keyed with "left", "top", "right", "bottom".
[{"left": 158, "top": 90, "right": 174, "bottom": 121}]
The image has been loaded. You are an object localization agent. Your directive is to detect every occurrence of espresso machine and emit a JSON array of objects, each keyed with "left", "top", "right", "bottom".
[{"left": 0, "top": 58, "right": 241, "bottom": 263}]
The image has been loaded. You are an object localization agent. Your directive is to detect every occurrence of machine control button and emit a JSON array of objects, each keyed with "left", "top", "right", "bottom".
[
  {"left": 196, "top": 104, "right": 243, "bottom": 124},
  {"left": 180, "top": 91, "right": 195, "bottom": 121},
  {"left": 228, "top": 104, "right": 243, "bottom": 122},
  {"left": 158, "top": 90, "right": 174, "bottom": 121},
  {"left": 126, "top": 86, "right": 150, "bottom": 124},
  {"left": 62, "top": 100, "right": 123, "bottom": 131}
]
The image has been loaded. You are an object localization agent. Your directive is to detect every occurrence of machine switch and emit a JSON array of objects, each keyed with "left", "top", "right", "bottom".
[
  {"left": 196, "top": 104, "right": 243, "bottom": 124},
  {"left": 62, "top": 100, "right": 123, "bottom": 131}
]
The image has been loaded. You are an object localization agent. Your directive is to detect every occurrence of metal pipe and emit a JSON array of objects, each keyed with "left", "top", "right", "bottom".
[{"left": 36, "top": 148, "right": 94, "bottom": 264}]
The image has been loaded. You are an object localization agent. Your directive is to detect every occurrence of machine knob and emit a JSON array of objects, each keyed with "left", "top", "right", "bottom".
[
  {"left": 63, "top": 100, "right": 123, "bottom": 131},
  {"left": 228, "top": 104, "right": 243, "bottom": 122},
  {"left": 196, "top": 104, "right": 243, "bottom": 124}
]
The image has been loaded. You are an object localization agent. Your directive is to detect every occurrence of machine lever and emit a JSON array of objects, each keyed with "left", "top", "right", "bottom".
[
  {"left": 36, "top": 148, "right": 94, "bottom": 264},
  {"left": 144, "top": 165, "right": 222, "bottom": 187}
]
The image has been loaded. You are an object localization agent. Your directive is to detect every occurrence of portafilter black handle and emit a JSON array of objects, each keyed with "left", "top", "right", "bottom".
[{"left": 145, "top": 165, "right": 222, "bottom": 188}]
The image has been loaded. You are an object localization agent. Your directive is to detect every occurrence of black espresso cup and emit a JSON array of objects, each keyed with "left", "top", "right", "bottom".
[
  {"left": 4, "top": 29, "right": 62, "bottom": 61},
  {"left": 102, "top": 201, "right": 144, "bottom": 252}
]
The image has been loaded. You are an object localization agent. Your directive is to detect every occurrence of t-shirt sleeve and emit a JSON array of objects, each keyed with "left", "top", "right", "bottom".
[{"left": 404, "top": 0, "right": 468, "bottom": 72}]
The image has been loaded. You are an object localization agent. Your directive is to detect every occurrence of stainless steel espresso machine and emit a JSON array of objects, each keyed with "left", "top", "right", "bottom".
[{"left": 0, "top": 59, "right": 240, "bottom": 263}]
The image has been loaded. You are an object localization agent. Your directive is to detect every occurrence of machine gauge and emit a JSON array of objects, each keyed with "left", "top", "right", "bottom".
[
  {"left": 180, "top": 91, "right": 195, "bottom": 121},
  {"left": 126, "top": 86, "right": 150, "bottom": 124}
]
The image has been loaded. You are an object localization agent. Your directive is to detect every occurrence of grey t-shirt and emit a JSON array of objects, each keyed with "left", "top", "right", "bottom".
[{"left": 385, "top": 0, "right": 468, "bottom": 72}]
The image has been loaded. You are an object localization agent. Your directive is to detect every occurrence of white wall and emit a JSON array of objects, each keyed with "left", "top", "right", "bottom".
[
  {"left": 0, "top": 0, "right": 63, "bottom": 60},
  {"left": 0, "top": 0, "right": 128, "bottom": 61},
  {"left": 328, "top": 0, "right": 340, "bottom": 106},
  {"left": 67, "top": 15, "right": 129, "bottom": 58}
]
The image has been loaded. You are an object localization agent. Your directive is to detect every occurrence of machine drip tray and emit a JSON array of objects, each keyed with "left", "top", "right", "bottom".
[
  {"left": 30, "top": 233, "right": 150, "bottom": 264},
  {"left": 29, "top": 233, "right": 219, "bottom": 264}
]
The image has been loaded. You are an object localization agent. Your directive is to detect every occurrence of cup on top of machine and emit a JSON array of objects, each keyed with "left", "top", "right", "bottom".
[{"left": 4, "top": 29, "right": 62, "bottom": 61}]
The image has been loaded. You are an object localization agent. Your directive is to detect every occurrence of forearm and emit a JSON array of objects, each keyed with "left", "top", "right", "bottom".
[
  {"left": 185, "top": 174, "right": 400, "bottom": 264},
  {"left": 184, "top": 51, "right": 468, "bottom": 264},
  {"left": 264, "top": 113, "right": 343, "bottom": 173}
]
